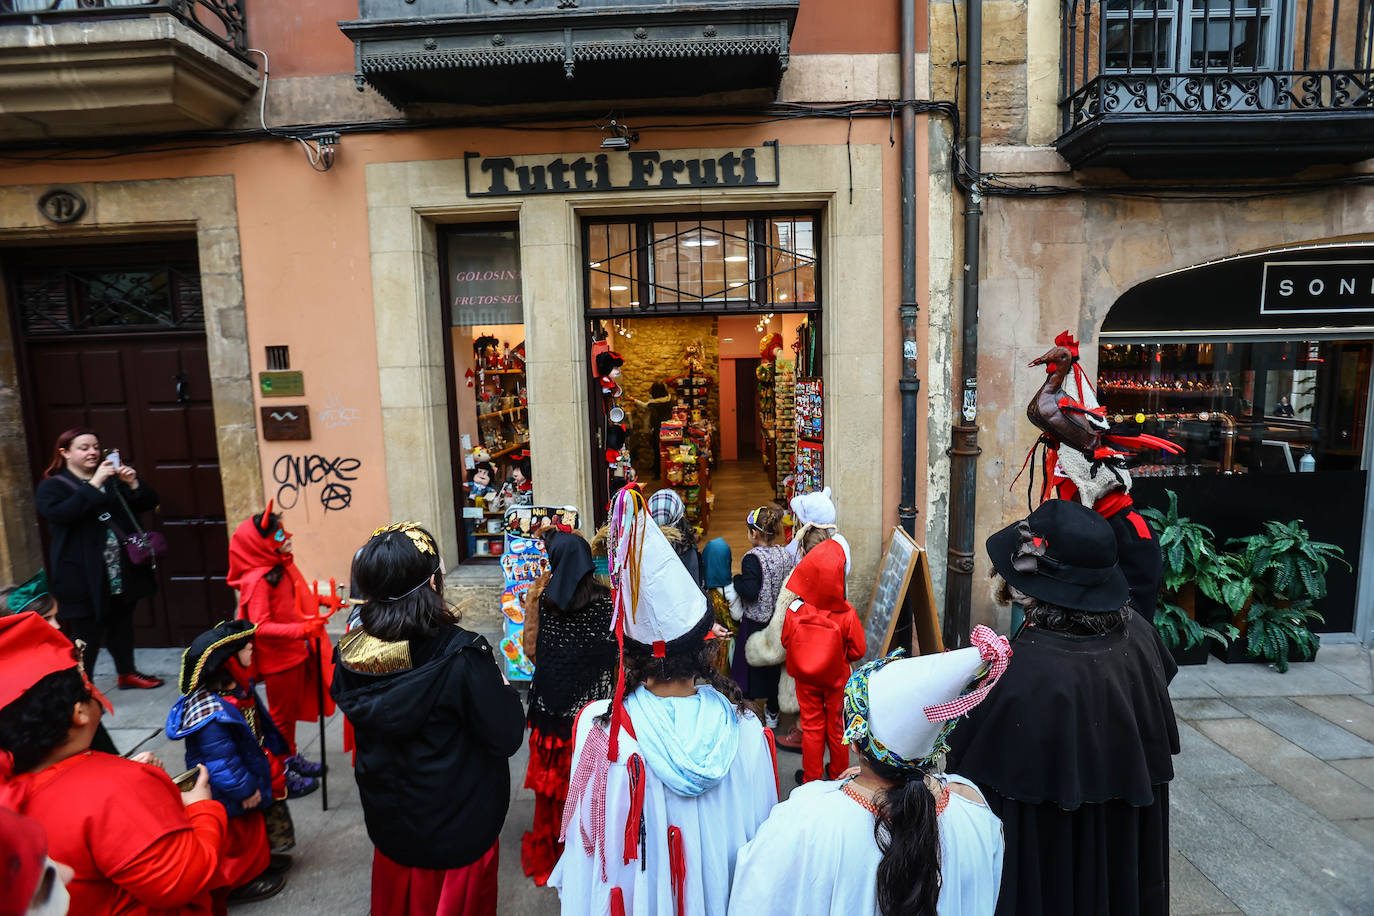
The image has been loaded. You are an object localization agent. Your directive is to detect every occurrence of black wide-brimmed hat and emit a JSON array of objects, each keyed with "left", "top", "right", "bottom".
[
  {"left": 179, "top": 619, "right": 256, "bottom": 694},
  {"left": 985, "top": 499, "right": 1130, "bottom": 613}
]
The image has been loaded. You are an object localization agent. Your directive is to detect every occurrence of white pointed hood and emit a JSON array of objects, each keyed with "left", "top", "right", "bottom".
[
  {"left": 611, "top": 490, "right": 709, "bottom": 652},
  {"left": 867, "top": 646, "right": 990, "bottom": 762}
]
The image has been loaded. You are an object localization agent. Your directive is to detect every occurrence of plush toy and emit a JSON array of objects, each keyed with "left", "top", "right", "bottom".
[
  {"left": 760, "top": 332, "right": 783, "bottom": 361},
  {"left": 466, "top": 462, "right": 497, "bottom": 500},
  {"left": 595, "top": 349, "right": 624, "bottom": 397}
]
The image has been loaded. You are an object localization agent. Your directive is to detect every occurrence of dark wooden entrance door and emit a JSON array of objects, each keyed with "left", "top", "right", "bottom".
[{"left": 7, "top": 243, "right": 233, "bottom": 647}]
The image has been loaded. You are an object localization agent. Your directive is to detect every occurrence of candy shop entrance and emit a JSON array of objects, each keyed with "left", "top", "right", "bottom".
[{"left": 582, "top": 212, "right": 826, "bottom": 545}]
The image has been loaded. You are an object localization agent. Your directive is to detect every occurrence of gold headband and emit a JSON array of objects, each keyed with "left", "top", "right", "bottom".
[{"left": 371, "top": 521, "right": 437, "bottom": 556}]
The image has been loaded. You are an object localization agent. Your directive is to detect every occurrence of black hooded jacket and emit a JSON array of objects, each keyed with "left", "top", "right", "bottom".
[{"left": 331, "top": 624, "right": 525, "bottom": 869}]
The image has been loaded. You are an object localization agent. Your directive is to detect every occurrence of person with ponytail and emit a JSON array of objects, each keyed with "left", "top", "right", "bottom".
[{"left": 729, "top": 629, "right": 1009, "bottom": 916}]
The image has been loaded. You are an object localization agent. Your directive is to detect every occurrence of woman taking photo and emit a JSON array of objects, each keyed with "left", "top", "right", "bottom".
[
  {"left": 332, "top": 522, "right": 525, "bottom": 916},
  {"left": 518, "top": 529, "right": 618, "bottom": 886},
  {"left": 34, "top": 427, "right": 163, "bottom": 689}
]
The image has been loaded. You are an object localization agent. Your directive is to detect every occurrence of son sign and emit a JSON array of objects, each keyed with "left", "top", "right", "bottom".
[{"left": 1262, "top": 260, "right": 1374, "bottom": 314}]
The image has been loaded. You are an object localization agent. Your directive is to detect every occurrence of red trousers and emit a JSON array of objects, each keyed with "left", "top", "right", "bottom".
[
  {"left": 796, "top": 680, "right": 848, "bottom": 783},
  {"left": 371, "top": 843, "right": 499, "bottom": 916}
]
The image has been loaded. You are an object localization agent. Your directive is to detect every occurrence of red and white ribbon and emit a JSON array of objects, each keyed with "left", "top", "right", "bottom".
[{"left": 923, "top": 625, "right": 1013, "bottom": 723}]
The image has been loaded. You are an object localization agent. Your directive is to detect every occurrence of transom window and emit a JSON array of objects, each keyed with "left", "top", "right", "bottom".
[{"left": 584, "top": 214, "right": 819, "bottom": 316}]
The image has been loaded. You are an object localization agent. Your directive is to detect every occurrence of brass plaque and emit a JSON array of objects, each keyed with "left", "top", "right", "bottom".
[
  {"left": 259, "top": 371, "right": 305, "bottom": 398},
  {"left": 261, "top": 405, "right": 311, "bottom": 441}
]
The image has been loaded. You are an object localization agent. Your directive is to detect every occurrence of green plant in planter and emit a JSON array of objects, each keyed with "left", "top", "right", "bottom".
[
  {"left": 1139, "top": 490, "right": 1241, "bottom": 653},
  {"left": 1228, "top": 518, "right": 1349, "bottom": 672}
]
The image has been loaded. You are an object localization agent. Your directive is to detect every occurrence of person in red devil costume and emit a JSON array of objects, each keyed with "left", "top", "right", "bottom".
[
  {"left": 225, "top": 502, "right": 332, "bottom": 798},
  {"left": 1018, "top": 332, "right": 1186, "bottom": 616}
]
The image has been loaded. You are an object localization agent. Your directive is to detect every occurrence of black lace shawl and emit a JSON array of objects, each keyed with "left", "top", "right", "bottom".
[{"left": 526, "top": 592, "right": 619, "bottom": 739}]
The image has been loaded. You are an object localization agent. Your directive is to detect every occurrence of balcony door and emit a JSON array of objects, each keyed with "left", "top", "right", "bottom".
[{"left": 1100, "top": 0, "right": 1289, "bottom": 109}]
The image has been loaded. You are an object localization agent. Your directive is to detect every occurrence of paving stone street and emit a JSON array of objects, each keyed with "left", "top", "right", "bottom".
[{"left": 95, "top": 629, "right": 1374, "bottom": 916}]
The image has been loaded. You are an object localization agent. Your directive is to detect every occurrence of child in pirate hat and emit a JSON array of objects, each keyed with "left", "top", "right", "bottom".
[
  {"left": 549, "top": 488, "right": 779, "bottom": 916},
  {"left": 166, "top": 620, "right": 293, "bottom": 908},
  {"left": 730, "top": 628, "right": 1011, "bottom": 916}
]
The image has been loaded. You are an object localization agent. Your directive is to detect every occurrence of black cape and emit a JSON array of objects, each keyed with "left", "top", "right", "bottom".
[{"left": 946, "top": 610, "right": 1179, "bottom": 916}]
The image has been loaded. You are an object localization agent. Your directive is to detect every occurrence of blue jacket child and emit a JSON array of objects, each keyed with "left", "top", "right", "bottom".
[{"left": 165, "top": 620, "right": 289, "bottom": 818}]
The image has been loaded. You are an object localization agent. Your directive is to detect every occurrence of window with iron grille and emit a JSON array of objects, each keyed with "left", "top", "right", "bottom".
[
  {"left": 583, "top": 213, "right": 820, "bottom": 317},
  {"left": 9, "top": 244, "right": 204, "bottom": 337}
]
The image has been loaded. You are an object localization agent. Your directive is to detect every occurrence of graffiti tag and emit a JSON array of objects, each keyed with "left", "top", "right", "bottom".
[{"left": 273, "top": 454, "right": 360, "bottom": 513}]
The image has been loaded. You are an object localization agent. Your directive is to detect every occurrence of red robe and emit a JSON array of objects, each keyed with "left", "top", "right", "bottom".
[
  {"left": 0, "top": 751, "right": 226, "bottom": 916},
  {"left": 226, "top": 519, "right": 334, "bottom": 720}
]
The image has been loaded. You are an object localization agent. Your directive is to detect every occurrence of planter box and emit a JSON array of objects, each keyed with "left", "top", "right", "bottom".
[{"left": 1171, "top": 639, "right": 1212, "bottom": 666}]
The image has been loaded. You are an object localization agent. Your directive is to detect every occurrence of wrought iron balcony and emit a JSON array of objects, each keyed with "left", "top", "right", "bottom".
[
  {"left": 1056, "top": 0, "right": 1374, "bottom": 174},
  {"left": 0, "top": 1, "right": 249, "bottom": 60},
  {"left": 339, "top": 0, "right": 799, "bottom": 109},
  {"left": 0, "top": 0, "right": 258, "bottom": 141}
]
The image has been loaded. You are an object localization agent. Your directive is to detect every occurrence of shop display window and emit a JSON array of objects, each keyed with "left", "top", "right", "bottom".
[
  {"left": 1098, "top": 338, "right": 1371, "bottom": 632},
  {"left": 1096, "top": 340, "right": 1370, "bottom": 476},
  {"left": 441, "top": 225, "right": 534, "bottom": 562},
  {"left": 584, "top": 213, "right": 819, "bottom": 315}
]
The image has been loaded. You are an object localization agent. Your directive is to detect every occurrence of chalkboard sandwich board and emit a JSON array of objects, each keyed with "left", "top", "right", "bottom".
[{"left": 861, "top": 527, "right": 943, "bottom": 661}]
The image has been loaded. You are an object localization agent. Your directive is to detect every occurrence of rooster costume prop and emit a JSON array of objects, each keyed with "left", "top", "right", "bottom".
[{"left": 1016, "top": 331, "right": 1183, "bottom": 614}]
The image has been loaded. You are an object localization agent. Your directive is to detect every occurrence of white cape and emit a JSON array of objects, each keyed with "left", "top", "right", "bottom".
[
  {"left": 727, "top": 775, "right": 1004, "bottom": 916},
  {"left": 549, "top": 696, "right": 779, "bottom": 916}
]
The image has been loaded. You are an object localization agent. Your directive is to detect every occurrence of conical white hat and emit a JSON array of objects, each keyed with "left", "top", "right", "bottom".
[
  {"left": 866, "top": 646, "right": 988, "bottom": 762},
  {"left": 612, "top": 493, "right": 708, "bottom": 651}
]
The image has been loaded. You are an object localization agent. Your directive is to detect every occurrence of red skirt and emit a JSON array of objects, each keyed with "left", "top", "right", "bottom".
[
  {"left": 520, "top": 727, "right": 574, "bottom": 886},
  {"left": 208, "top": 812, "right": 271, "bottom": 916},
  {"left": 371, "top": 843, "right": 499, "bottom": 916}
]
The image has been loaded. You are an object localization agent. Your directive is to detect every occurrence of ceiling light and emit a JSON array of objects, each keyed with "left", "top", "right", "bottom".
[
  {"left": 778, "top": 294, "right": 788, "bottom": 301},
  {"left": 590, "top": 261, "right": 602, "bottom": 268},
  {"left": 630, "top": 300, "right": 640, "bottom": 306},
  {"left": 725, "top": 255, "right": 748, "bottom": 262},
  {"left": 723, "top": 337, "right": 734, "bottom": 342},
  {"left": 699, "top": 238, "right": 720, "bottom": 247},
  {"left": 681, "top": 239, "right": 701, "bottom": 248},
  {"left": 610, "top": 284, "right": 628, "bottom": 291},
  {"left": 729, "top": 281, "right": 747, "bottom": 288}
]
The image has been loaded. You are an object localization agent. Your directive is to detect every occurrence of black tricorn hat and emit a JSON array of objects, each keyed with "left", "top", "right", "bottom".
[
  {"left": 985, "top": 499, "right": 1130, "bottom": 613},
  {"left": 179, "top": 620, "right": 256, "bottom": 694}
]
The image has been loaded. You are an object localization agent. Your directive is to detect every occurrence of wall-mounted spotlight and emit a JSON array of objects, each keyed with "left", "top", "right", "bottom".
[{"left": 600, "top": 118, "right": 638, "bottom": 151}]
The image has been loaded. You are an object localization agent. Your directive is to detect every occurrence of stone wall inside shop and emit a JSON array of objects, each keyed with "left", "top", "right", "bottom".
[{"left": 610, "top": 316, "right": 721, "bottom": 481}]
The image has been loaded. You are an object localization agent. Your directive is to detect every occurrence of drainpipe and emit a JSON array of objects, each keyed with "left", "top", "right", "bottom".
[
  {"left": 942, "top": 0, "right": 983, "bottom": 649},
  {"left": 898, "top": 0, "right": 921, "bottom": 543}
]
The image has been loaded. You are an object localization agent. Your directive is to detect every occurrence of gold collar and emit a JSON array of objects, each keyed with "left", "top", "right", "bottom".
[{"left": 339, "top": 627, "right": 412, "bottom": 675}]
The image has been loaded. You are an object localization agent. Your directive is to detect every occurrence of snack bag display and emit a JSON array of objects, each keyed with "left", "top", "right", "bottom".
[{"left": 499, "top": 534, "right": 546, "bottom": 681}]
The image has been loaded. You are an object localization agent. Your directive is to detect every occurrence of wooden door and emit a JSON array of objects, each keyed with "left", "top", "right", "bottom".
[{"left": 7, "top": 243, "right": 233, "bottom": 647}]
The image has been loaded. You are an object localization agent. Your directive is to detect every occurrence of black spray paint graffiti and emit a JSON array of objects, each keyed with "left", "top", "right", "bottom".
[{"left": 273, "top": 454, "right": 360, "bottom": 513}]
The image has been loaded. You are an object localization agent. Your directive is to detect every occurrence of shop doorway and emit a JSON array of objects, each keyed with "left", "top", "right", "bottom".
[
  {"left": 581, "top": 212, "right": 825, "bottom": 549},
  {"left": 5, "top": 241, "right": 232, "bottom": 647}
]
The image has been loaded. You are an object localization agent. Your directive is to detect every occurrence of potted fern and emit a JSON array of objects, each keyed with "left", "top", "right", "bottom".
[
  {"left": 1139, "top": 490, "right": 1239, "bottom": 665},
  {"left": 1226, "top": 519, "right": 1348, "bottom": 672}
]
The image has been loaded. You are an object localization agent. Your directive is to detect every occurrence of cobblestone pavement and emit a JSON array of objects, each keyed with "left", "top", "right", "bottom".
[{"left": 93, "top": 631, "right": 1374, "bottom": 915}]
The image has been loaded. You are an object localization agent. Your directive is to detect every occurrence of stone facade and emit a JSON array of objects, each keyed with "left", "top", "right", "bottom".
[
  {"left": 927, "top": 0, "right": 1374, "bottom": 631},
  {"left": 613, "top": 316, "right": 722, "bottom": 469}
]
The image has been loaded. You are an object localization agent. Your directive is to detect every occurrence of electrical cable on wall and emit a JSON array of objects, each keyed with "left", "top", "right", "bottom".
[{"left": 246, "top": 49, "right": 339, "bottom": 173}]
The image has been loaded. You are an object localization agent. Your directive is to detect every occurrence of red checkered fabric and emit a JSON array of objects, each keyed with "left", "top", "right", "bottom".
[{"left": 922, "top": 625, "right": 1012, "bottom": 723}]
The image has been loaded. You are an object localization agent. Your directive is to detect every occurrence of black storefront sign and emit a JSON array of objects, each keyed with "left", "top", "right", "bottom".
[
  {"left": 1104, "top": 245, "right": 1374, "bottom": 334},
  {"left": 1262, "top": 260, "right": 1374, "bottom": 315},
  {"left": 463, "top": 142, "right": 780, "bottom": 198}
]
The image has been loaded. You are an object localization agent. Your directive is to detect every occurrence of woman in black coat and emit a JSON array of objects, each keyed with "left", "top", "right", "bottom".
[{"left": 33, "top": 427, "right": 163, "bottom": 689}]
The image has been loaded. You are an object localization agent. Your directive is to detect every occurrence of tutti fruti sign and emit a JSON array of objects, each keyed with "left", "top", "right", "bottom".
[{"left": 463, "top": 141, "right": 780, "bottom": 197}]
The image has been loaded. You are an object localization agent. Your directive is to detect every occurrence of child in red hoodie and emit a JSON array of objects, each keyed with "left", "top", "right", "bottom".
[{"left": 781, "top": 539, "right": 866, "bottom": 783}]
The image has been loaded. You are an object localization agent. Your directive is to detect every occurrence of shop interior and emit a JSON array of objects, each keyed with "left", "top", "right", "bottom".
[
  {"left": 452, "top": 323, "right": 533, "bottom": 558},
  {"left": 594, "top": 313, "right": 822, "bottom": 560}
]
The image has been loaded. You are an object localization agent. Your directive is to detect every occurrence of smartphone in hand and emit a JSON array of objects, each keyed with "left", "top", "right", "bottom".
[{"left": 108, "top": 449, "right": 121, "bottom": 469}]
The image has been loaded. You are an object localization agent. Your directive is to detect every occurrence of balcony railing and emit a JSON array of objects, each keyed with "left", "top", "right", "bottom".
[
  {"left": 0, "top": 0, "right": 248, "bottom": 60},
  {"left": 1057, "top": 0, "right": 1374, "bottom": 171}
]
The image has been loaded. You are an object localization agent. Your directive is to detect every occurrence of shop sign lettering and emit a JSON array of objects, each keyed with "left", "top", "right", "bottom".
[
  {"left": 463, "top": 141, "right": 780, "bottom": 197},
  {"left": 1261, "top": 260, "right": 1374, "bottom": 314}
]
